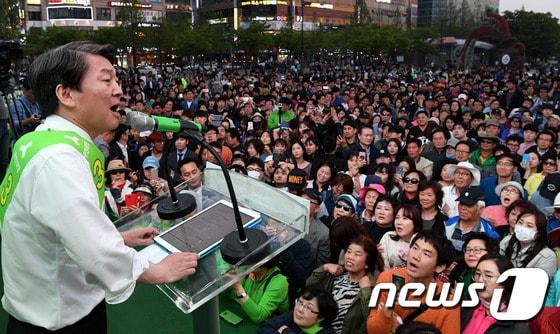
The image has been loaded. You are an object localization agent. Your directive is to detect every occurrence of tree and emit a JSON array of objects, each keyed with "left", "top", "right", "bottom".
[
  {"left": 236, "top": 23, "right": 273, "bottom": 59},
  {"left": 0, "top": 0, "right": 21, "bottom": 38},
  {"left": 504, "top": 10, "right": 560, "bottom": 59}
]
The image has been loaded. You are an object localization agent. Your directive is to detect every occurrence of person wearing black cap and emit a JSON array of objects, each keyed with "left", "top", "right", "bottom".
[
  {"left": 444, "top": 187, "right": 500, "bottom": 252},
  {"left": 301, "top": 189, "right": 330, "bottom": 271}
]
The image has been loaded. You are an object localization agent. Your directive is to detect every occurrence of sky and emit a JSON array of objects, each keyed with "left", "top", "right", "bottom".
[{"left": 500, "top": 0, "right": 560, "bottom": 19}]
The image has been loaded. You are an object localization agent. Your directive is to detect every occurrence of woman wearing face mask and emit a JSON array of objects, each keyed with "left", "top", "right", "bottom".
[
  {"left": 461, "top": 254, "right": 530, "bottom": 334},
  {"left": 481, "top": 181, "right": 524, "bottom": 237},
  {"left": 363, "top": 196, "right": 396, "bottom": 244},
  {"left": 378, "top": 205, "right": 422, "bottom": 270},
  {"left": 258, "top": 285, "right": 338, "bottom": 334},
  {"left": 449, "top": 233, "right": 498, "bottom": 299},
  {"left": 307, "top": 235, "right": 384, "bottom": 334},
  {"left": 358, "top": 184, "right": 386, "bottom": 224},
  {"left": 503, "top": 199, "right": 536, "bottom": 234},
  {"left": 499, "top": 209, "right": 558, "bottom": 278}
]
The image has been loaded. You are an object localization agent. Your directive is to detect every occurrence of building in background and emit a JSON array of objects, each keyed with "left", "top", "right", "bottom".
[
  {"left": 198, "top": 0, "right": 417, "bottom": 30},
  {"left": 417, "top": 0, "right": 499, "bottom": 26},
  {"left": 23, "top": 0, "right": 190, "bottom": 30}
]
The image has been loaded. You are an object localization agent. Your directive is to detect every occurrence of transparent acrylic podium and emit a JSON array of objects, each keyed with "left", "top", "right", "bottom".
[{"left": 114, "top": 163, "right": 309, "bottom": 334}]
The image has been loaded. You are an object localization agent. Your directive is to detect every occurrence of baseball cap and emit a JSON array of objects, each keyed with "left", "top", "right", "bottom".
[
  {"left": 286, "top": 169, "right": 307, "bottom": 191},
  {"left": 539, "top": 173, "right": 560, "bottom": 201},
  {"left": 456, "top": 187, "right": 484, "bottom": 205},
  {"left": 142, "top": 156, "right": 160, "bottom": 169}
]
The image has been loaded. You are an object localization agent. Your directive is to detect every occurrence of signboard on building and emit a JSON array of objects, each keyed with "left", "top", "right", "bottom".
[
  {"left": 48, "top": 0, "right": 91, "bottom": 5},
  {"left": 108, "top": 1, "right": 152, "bottom": 8}
]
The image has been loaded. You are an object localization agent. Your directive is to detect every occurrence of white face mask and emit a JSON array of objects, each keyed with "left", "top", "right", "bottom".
[
  {"left": 514, "top": 225, "right": 536, "bottom": 242},
  {"left": 248, "top": 170, "right": 261, "bottom": 180}
]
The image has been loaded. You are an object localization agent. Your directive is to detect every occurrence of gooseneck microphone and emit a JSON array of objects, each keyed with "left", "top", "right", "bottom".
[{"left": 128, "top": 114, "right": 205, "bottom": 133}]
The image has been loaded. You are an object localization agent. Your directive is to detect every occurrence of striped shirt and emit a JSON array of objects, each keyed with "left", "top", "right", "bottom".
[{"left": 331, "top": 273, "right": 360, "bottom": 334}]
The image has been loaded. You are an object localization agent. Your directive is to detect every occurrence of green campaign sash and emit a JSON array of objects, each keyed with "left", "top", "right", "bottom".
[{"left": 0, "top": 130, "right": 105, "bottom": 231}]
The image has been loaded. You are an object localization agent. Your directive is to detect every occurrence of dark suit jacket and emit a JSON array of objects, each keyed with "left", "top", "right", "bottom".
[{"left": 108, "top": 142, "right": 141, "bottom": 171}]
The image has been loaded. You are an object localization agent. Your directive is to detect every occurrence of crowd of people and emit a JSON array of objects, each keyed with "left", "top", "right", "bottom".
[{"left": 7, "top": 53, "right": 560, "bottom": 333}]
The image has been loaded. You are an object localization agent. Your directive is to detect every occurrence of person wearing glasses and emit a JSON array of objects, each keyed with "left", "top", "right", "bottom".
[
  {"left": 481, "top": 181, "right": 524, "bottom": 237},
  {"left": 524, "top": 152, "right": 558, "bottom": 199},
  {"left": 499, "top": 208, "right": 557, "bottom": 279},
  {"left": 307, "top": 235, "right": 383, "bottom": 334},
  {"left": 461, "top": 254, "right": 530, "bottom": 334},
  {"left": 258, "top": 285, "right": 338, "bottom": 334},
  {"left": 480, "top": 152, "right": 523, "bottom": 206},
  {"left": 469, "top": 134, "right": 499, "bottom": 179},
  {"left": 441, "top": 161, "right": 481, "bottom": 218},
  {"left": 394, "top": 170, "right": 426, "bottom": 206},
  {"left": 448, "top": 233, "right": 498, "bottom": 299}
]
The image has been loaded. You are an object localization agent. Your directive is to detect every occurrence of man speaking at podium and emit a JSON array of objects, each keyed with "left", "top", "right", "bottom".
[{"left": 0, "top": 42, "right": 198, "bottom": 333}]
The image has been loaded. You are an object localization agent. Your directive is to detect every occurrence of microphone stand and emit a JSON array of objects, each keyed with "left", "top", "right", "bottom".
[
  {"left": 156, "top": 132, "right": 197, "bottom": 220},
  {"left": 185, "top": 130, "right": 269, "bottom": 265}
]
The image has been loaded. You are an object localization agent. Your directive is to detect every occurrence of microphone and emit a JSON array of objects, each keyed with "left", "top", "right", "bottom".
[{"left": 129, "top": 114, "right": 205, "bottom": 133}]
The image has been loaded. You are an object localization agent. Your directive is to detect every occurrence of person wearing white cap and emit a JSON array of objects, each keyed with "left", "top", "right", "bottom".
[
  {"left": 441, "top": 161, "right": 481, "bottom": 218},
  {"left": 480, "top": 181, "right": 524, "bottom": 236}
]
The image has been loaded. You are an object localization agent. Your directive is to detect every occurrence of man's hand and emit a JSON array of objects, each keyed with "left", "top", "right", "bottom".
[
  {"left": 121, "top": 227, "right": 158, "bottom": 247},
  {"left": 140, "top": 252, "right": 199, "bottom": 284}
]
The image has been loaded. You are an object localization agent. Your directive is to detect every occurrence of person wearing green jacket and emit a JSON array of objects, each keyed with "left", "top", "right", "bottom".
[
  {"left": 268, "top": 97, "right": 295, "bottom": 130},
  {"left": 231, "top": 257, "right": 290, "bottom": 324},
  {"left": 306, "top": 235, "right": 383, "bottom": 334}
]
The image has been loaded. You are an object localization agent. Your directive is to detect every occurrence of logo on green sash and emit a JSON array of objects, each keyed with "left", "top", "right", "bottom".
[{"left": 0, "top": 130, "right": 106, "bottom": 230}]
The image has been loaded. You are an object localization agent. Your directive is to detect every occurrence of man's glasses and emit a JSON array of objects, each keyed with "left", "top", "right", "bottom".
[
  {"left": 403, "top": 177, "right": 419, "bottom": 184},
  {"left": 295, "top": 298, "right": 320, "bottom": 314},
  {"left": 110, "top": 170, "right": 125, "bottom": 175},
  {"left": 335, "top": 202, "right": 353, "bottom": 212},
  {"left": 543, "top": 160, "right": 557, "bottom": 166}
]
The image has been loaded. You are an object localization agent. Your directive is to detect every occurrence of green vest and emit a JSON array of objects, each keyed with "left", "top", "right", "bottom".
[{"left": 0, "top": 130, "right": 105, "bottom": 230}]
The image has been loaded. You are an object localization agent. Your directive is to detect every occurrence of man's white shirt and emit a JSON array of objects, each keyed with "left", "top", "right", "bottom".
[{"left": 1, "top": 115, "right": 150, "bottom": 330}]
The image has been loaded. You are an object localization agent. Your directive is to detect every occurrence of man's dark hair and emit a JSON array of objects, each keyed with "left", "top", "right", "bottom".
[
  {"left": 28, "top": 41, "right": 115, "bottom": 118},
  {"left": 506, "top": 135, "right": 522, "bottom": 144},
  {"left": 430, "top": 126, "right": 450, "bottom": 141},
  {"left": 178, "top": 156, "right": 202, "bottom": 170},
  {"left": 226, "top": 128, "right": 241, "bottom": 141},
  {"left": 410, "top": 230, "right": 454, "bottom": 268}
]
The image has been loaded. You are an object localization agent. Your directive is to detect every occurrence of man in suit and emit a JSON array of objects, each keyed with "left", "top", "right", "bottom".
[
  {"left": 167, "top": 131, "right": 196, "bottom": 183},
  {"left": 108, "top": 124, "right": 140, "bottom": 170}
]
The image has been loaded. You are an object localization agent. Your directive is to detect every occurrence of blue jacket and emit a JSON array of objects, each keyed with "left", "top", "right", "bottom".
[{"left": 445, "top": 216, "right": 500, "bottom": 251}]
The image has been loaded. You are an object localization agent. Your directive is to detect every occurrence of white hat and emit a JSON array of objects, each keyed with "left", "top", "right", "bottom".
[
  {"left": 495, "top": 181, "right": 524, "bottom": 197},
  {"left": 457, "top": 93, "right": 468, "bottom": 100},
  {"left": 447, "top": 161, "right": 481, "bottom": 186}
]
